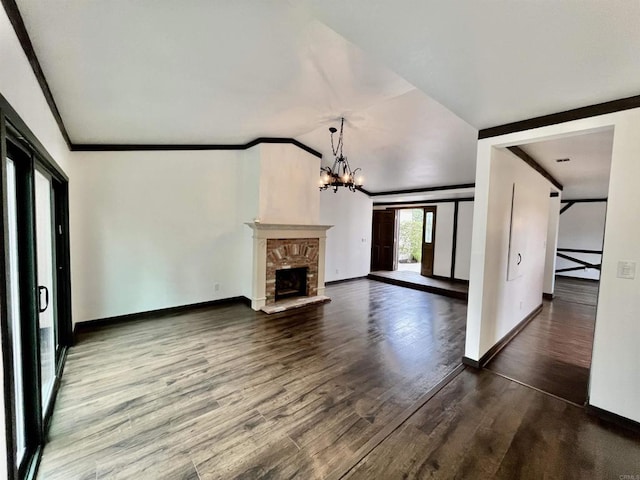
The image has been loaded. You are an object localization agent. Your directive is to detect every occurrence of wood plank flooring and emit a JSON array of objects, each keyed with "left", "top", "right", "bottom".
[
  {"left": 38, "top": 279, "right": 467, "bottom": 479},
  {"left": 487, "top": 277, "right": 597, "bottom": 405},
  {"left": 553, "top": 275, "right": 599, "bottom": 306},
  {"left": 37, "top": 278, "right": 640, "bottom": 479},
  {"left": 345, "top": 369, "right": 640, "bottom": 479}
]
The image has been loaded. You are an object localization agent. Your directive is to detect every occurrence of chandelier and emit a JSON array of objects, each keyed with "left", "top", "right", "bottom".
[{"left": 319, "top": 117, "right": 363, "bottom": 192}]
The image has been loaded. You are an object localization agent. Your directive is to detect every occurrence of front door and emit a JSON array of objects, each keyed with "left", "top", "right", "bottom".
[
  {"left": 421, "top": 206, "right": 437, "bottom": 276},
  {"left": 371, "top": 209, "right": 396, "bottom": 271}
]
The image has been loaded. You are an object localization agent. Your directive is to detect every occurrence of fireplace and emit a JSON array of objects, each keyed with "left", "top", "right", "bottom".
[
  {"left": 245, "top": 223, "right": 333, "bottom": 311},
  {"left": 275, "top": 267, "right": 308, "bottom": 300}
]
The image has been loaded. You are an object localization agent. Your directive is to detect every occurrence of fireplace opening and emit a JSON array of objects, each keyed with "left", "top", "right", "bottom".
[{"left": 275, "top": 267, "right": 308, "bottom": 301}]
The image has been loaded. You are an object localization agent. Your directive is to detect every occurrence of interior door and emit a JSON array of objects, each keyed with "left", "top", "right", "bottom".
[
  {"left": 371, "top": 209, "right": 396, "bottom": 271},
  {"left": 421, "top": 206, "right": 437, "bottom": 277}
]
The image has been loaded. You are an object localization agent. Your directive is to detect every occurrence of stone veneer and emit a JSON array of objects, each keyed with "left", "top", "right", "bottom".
[{"left": 266, "top": 238, "right": 319, "bottom": 305}]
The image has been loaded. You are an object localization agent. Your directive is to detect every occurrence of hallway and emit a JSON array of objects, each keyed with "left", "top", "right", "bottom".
[{"left": 486, "top": 277, "right": 597, "bottom": 405}]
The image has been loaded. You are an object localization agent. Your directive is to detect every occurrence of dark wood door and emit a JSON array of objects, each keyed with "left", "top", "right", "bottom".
[
  {"left": 421, "top": 206, "right": 437, "bottom": 276},
  {"left": 371, "top": 210, "right": 396, "bottom": 271}
]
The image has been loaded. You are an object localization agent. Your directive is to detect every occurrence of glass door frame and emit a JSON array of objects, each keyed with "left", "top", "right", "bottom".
[{"left": 1, "top": 96, "right": 72, "bottom": 480}]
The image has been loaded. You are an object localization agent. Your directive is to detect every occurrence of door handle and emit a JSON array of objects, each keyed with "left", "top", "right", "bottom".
[
  {"left": 517, "top": 253, "right": 522, "bottom": 265},
  {"left": 38, "top": 286, "right": 49, "bottom": 313}
]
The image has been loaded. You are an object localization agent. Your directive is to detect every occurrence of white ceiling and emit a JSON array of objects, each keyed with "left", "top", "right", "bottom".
[
  {"left": 301, "top": 0, "right": 640, "bottom": 128},
  {"left": 298, "top": 89, "right": 477, "bottom": 191},
  {"left": 16, "top": 1, "right": 416, "bottom": 144},
  {"left": 520, "top": 128, "right": 614, "bottom": 200},
  {"left": 13, "top": 1, "right": 640, "bottom": 193}
]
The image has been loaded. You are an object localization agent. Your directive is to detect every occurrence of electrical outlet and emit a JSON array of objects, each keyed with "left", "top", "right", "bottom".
[
  {"left": 214, "top": 283, "right": 220, "bottom": 292},
  {"left": 519, "top": 301, "right": 523, "bottom": 310}
]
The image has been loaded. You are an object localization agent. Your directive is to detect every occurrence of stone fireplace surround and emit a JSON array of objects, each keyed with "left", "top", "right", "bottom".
[{"left": 246, "top": 222, "right": 332, "bottom": 311}]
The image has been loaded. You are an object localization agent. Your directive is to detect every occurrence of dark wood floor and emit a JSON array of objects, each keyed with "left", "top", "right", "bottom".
[
  {"left": 487, "top": 277, "right": 597, "bottom": 405},
  {"left": 37, "top": 279, "right": 639, "bottom": 479},
  {"left": 553, "top": 275, "right": 599, "bottom": 306},
  {"left": 368, "top": 270, "right": 468, "bottom": 300},
  {"left": 38, "top": 280, "right": 467, "bottom": 479},
  {"left": 346, "top": 368, "right": 640, "bottom": 479}
]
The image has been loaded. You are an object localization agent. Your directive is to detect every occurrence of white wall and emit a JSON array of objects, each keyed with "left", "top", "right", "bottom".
[
  {"left": 321, "top": 189, "right": 372, "bottom": 282},
  {"left": 556, "top": 201, "right": 606, "bottom": 280},
  {"left": 258, "top": 143, "right": 320, "bottom": 225},
  {"left": 466, "top": 147, "right": 550, "bottom": 360},
  {"left": 1, "top": 7, "right": 74, "bottom": 476},
  {"left": 432, "top": 203, "right": 454, "bottom": 277},
  {"left": 239, "top": 147, "right": 261, "bottom": 299},
  {"left": 590, "top": 113, "right": 640, "bottom": 422},
  {"left": 70, "top": 143, "right": 322, "bottom": 322},
  {"left": 455, "top": 201, "right": 474, "bottom": 280},
  {"left": 70, "top": 149, "right": 257, "bottom": 322},
  {"left": 468, "top": 111, "right": 640, "bottom": 423},
  {"left": 544, "top": 195, "right": 561, "bottom": 294}
]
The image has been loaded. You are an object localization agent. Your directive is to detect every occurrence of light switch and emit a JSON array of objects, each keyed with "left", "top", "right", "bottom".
[{"left": 616, "top": 261, "right": 636, "bottom": 279}]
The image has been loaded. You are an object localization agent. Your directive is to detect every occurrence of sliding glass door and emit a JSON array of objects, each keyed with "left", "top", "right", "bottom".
[
  {"left": 1, "top": 115, "right": 72, "bottom": 480},
  {"left": 35, "top": 168, "right": 57, "bottom": 413}
]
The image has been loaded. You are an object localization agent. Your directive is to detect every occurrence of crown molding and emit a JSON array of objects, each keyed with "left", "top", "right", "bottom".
[{"left": 71, "top": 137, "right": 322, "bottom": 158}]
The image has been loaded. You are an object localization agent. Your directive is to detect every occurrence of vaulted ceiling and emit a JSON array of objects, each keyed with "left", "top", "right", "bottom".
[{"left": 12, "top": 0, "right": 640, "bottom": 193}]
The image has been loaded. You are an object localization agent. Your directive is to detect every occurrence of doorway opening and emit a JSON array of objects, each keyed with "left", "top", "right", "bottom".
[
  {"left": 395, "top": 207, "right": 436, "bottom": 277},
  {"left": 370, "top": 207, "right": 438, "bottom": 277},
  {"left": 397, "top": 209, "right": 423, "bottom": 273},
  {"left": 485, "top": 127, "right": 614, "bottom": 406}
]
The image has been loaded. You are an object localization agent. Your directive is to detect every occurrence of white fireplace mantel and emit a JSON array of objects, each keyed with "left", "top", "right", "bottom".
[
  {"left": 245, "top": 222, "right": 333, "bottom": 310},
  {"left": 245, "top": 222, "right": 333, "bottom": 238}
]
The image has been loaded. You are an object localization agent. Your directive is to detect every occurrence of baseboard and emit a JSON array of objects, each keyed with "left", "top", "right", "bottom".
[
  {"left": 325, "top": 276, "right": 368, "bottom": 285},
  {"left": 463, "top": 303, "right": 543, "bottom": 369},
  {"left": 74, "top": 296, "right": 251, "bottom": 338},
  {"left": 543, "top": 292, "right": 554, "bottom": 300},
  {"left": 462, "top": 356, "right": 481, "bottom": 369},
  {"left": 586, "top": 404, "right": 640, "bottom": 434}
]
